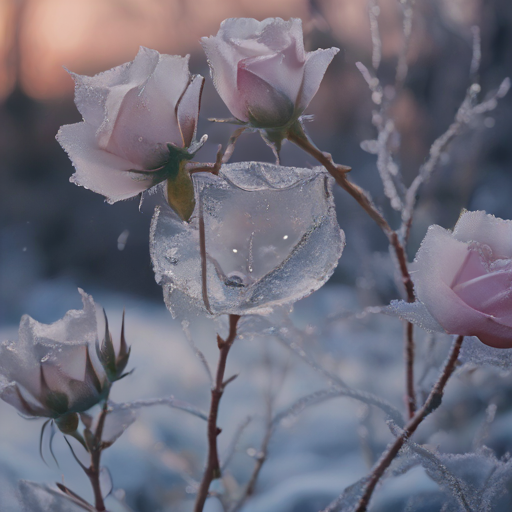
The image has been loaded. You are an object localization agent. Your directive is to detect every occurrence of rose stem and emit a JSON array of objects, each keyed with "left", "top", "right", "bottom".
[
  {"left": 86, "top": 400, "right": 109, "bottom": 511},
  {"left": 287, "top": 125, "right": 417, "bottom": 417},
  {"left": 194, "top": 314, "right": 241, "bottom": 512},
  {"left": 353, "top": 335, "right": 464, "bottom": 512}
]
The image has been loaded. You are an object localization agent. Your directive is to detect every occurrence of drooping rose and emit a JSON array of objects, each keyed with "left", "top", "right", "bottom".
[
  {"left": 0, "top": 290, "right": 111, "bottom": 425},
  {"left": 201, "top": 18, "right": 339, "bottom": 130},
  {"left": 150, "top": 162, "right": 344, "bottom": 317},
  {"left": 392, "top": 210, "right": 512, "bottom": 348},
  {"left": 57, "top": 47, "right": 204, "bottom": 216}
]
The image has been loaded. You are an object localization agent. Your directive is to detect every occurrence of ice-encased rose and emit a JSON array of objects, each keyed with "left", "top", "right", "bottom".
[
  {"left": 57, "top": 47, "right": 204, "bottom": 203},
  {"left": 0, "top": 289, "right": 108, "bottom": 418},
  {"left": 201, "top": 18, "right": 339, "bottom": 128},
  {"left": 150, "top": 162, "right": 345, "bottom": 316},
  {"left": 392, "top": 211, "right": 512, "bottom": 348}
]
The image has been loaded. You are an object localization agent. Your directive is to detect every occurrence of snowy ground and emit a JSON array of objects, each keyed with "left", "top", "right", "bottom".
[{"left": 1, "top": 281, "right": 512, "bottom": 511}]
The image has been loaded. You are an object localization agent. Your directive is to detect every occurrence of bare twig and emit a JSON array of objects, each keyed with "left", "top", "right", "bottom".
[
  {"left": 194, "top": 315, "right": 241, "bottom": 512},
  {"left": 352, "top": 335, "right": 464, "bottom": 512},
  {"left": 182, "top": 320, "right": 214, "bottom": 386},
  {"left": 220, "top": 415, "right": 252, "bottom": 472}
]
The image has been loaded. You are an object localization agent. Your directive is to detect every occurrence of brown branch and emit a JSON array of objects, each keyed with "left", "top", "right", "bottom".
[
  {"left": 353, "top": 335, "right": 464, "bottom": 512},
  {"left": 288, "top": 124, "right": 417, "bottom": 417},
  {"left": 85, "top": 401, "right": 109, "bottom": 512},
  {"left": 287, "top": 125, "right": 392, "bottom": 237},
  {"left": 194, "top": 315, "right": 241, "bottom": 512}
]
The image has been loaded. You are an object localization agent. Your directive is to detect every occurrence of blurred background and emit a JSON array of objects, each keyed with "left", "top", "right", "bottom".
[
  {"left": 2, "top": 0, "right": 512, "bottom": 323},
  {"left": 3, "top": 1, "right": 512, "bottom": 511}
]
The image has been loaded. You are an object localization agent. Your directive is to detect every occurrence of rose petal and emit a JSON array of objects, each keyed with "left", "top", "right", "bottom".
[
  {"left": 99, "top": 52, "right": 191, "bottom": 167},
  {"left": 237, "top": 65, "right": 294, "bottom": 127},
  {"left": 450, "top": 248, "right": 488, "bottom": 288},
  {"left": 242, "top": 46, "right": 303, "bottom": 107},
  {"left": 297, "top": 47, "right": 339, "bottom": 112},
  {"left": 57, "top": 122, "right": 155, "bottom": 203},
  {"left": 201, "top": 34, "right": 250, "bottom": 122},
  {"left": 0, "top": 383, "right": 48, "bottom": 417},
  {"left": 453, "top": 210, "right": 512, "bottom": 259},
  {"left": 177, "top": 74, "right": 204, "bottom": 147},
  {"left": 453, "top": 270, "right": 512, "bottom": 318}
]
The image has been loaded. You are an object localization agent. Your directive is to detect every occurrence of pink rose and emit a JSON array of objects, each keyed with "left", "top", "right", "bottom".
[
  {"left": 201, "top": 18, "right": 339, "bottom": 129},
  {"left": 393, "top": 210, "right": 512, "bottom": 348},
  {"left": 57, "top": 47, "right": 204, "bottom": 203}
]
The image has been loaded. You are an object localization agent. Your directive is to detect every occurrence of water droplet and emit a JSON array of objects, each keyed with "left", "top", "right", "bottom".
[
  {"left": 41, "top": 355, "right": 50, "bottom": 363},
  {"left": 138, "top": 137, "right": 143, "bottom": 142},
  {"left": 232, "top": 249, "right": 238, "bottom": 253},
  {"left": 225, "top": 272, "right": 245, "bottom": 288},
  {"left": 283, "top": 235, "right": 288, "bottom": 240}
]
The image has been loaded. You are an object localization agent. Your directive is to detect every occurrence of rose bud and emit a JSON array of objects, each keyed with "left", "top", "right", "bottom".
[
  {"left": 391, "top": 210, "right": 512, "bottom": 348},
  {"left": 201, "top": 18, "right": 339, "bottom": 132},
  {"left": 0, "top": 290, "right": 109, "bottom": 432},
  {"left": 57, "top": 47, "right": 205, "bottom": 221},
  {"left": 96, "top": 309, "right": 132, "bottom": 383}
]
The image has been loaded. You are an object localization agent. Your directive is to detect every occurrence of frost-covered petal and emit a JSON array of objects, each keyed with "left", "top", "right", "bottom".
[
  {"left": 57, "top": 122, "right": 155, "bottom": 203},
  {"left": 201, "top": 34, "right": 250, "bottom": 122},
  {"left": 453, "top": 210, "right": 512, "bottom": 259},
  {"left": 237, "top": 64, "right": 295, "bottom": 127},
  {"left": 98, "top": 52, "right": 191, "bottom": 167},
  {"left": 0, "top": 383, "right": 48, "bottom": 417},
  {"left": 297, "top": 47, "right": 339, "bottom": 112},
  {"left": 177, "top": 75, "right": 204, "bottom": 147},
  {"left": 388, "top": 300, "right": 445, "bottom": 333}
]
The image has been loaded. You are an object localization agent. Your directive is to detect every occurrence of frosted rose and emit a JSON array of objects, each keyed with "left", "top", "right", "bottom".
[
  {"left": 0, "top": 290, "right": 109, "bottom": 421},
  {"left": 392, "top": 211, "right": 512, "bottom": 348},
  {"left": 201, "top": 18, "right": 339, "bottom": 129},
  {"left": 57, "top": 47, "right": 204, "bottom": 204}
]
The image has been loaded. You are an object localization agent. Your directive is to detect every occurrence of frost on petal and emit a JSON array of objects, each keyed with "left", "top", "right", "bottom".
[
  {"left": 297, "top": 47, "right": 339, "bottom": 112},
  {"left": 388, "top": 300, "right": 445, "bottom": 333},
  {"left": 19, "top": 481, "right": 89, "bottom": 512},
  {"left": 176, "top": 75, "right": 204, "bottom": 147},
  {"left": 150, "top": 163, "right": 344, "bottom": 316},
  {"left": 453, "top": 210, "right": 512, "bottom": 259},
  {"left": 26, "top": 288, "right": 98, "bottom": 347},
  {"left": 459, "top": 336, "right": 512, "bottom": 371},
  {"left": 238, "top": 64, "right": 295, "bottom": 127},
  {"left": 201, "top": 35, "right": 250, "bottom": 122},
  {"left": 100, "top": 53, "right": 191, "bottom": 167},
  {"left": 57, "top": 122, "right": 154, "bottom": 203}
]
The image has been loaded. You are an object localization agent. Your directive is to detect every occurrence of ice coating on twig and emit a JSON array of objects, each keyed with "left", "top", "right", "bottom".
[{"left": 150, "top": 162, "right": 344, "bottom": 316}]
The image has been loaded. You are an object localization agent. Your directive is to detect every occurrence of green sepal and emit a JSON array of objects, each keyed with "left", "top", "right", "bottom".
[
  {"left": 55, "top": 412, "right": 79, "bottom": 435},
  {"left": 166, "top": 158, "right": 196, "bottom": 222}
]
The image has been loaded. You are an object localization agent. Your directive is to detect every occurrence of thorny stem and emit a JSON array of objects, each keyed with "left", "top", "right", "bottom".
[
  {"left": 194, "top": 315, "right": 241, "bottom": 512},
  {"left": 353, "top": 335, "right": 464, "bottom": 512},
  {"left": 86, "top": 400, "right": 109, "bottom": 511},
  {"left": 288, "top": 124, "right": 417, "bottom": 416}
]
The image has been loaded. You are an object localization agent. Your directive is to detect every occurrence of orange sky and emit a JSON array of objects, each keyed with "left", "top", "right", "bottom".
[{"left": 0, "top": 0, "right": 475, "bottom": 100}]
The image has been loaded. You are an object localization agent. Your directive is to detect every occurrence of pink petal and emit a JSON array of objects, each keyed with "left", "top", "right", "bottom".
[
  {"left": 450, "top": 249, "right": 488, "bottom": 288},
  {"left": 237, "top": 65, "right": 294, "bottom": 127},
  {"left": 57, "top": 122, "right": 155, "bottom": 203},
  {"left": 201, "top": 34, "right": 249, "bottom": 122},
  {"left": 177, "top": 74, "right": 204, "bottom": 147},
  {"left": 453, "top": 270, "right": 512, "bottom": 317},
  {"left": 99, "top": 51, "right": 190, "bottom": 168},
  {"left": 242, "top": 45, "right": 303, "bottom": 106},
  {"left": 453, "top": 210, "right": 512, "bottom": 259},
  {"left": 297, "top": 47, "right": 339, "bottom": 112}
]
